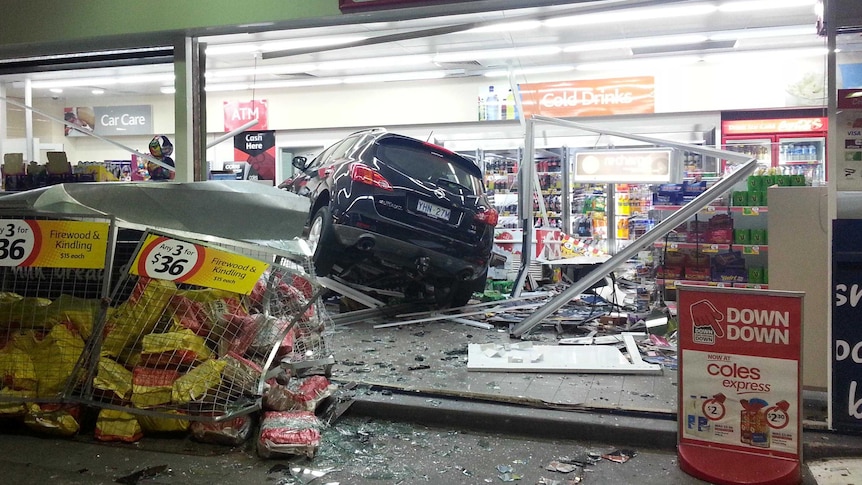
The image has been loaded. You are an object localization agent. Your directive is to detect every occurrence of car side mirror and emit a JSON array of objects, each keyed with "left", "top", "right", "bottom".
[{"left": 292, "top": 156, "right": 308, "bottom": 171}]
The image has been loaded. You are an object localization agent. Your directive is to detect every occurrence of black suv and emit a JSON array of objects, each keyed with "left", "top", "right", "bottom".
[{"left": 288, "top": 128, "right": 498, "bottom": 307}]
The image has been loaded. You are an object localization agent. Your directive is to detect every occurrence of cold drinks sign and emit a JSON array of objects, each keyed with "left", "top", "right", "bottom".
[{"left": 677, "top": 285, "right": 802, "bottom": 485}]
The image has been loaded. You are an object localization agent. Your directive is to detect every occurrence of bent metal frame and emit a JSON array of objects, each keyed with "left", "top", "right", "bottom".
[{"left": 509, "top": 115, "right": 758, "bottom": 339}]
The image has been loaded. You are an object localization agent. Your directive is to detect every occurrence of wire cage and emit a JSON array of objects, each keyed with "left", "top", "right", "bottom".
[
  {"left": 0, "top": 212, "right": 117, "bottom": 416},
  {"left": 68, "top": 229, "right": 333, "bottom": 422}
]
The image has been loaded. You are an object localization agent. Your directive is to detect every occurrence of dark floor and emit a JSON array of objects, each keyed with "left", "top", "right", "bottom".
[{"left": 324, "top": 293, "right": 829, "bottom": 427}]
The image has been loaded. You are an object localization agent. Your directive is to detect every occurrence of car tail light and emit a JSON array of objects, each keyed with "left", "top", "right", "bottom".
[
  {"left": 474, "top": 207, "right": 499, "bottom": 227},
  {"left": 350, "top": 163, "right": 392, "bottom": 191}
]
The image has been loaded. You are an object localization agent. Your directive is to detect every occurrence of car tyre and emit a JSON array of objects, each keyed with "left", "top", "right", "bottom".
[
  {"left": 449, "top": 269, "right": 487, "bottom": 308},
  {"left": 308, "top": 206, "right": 336, "bottom": 276}
]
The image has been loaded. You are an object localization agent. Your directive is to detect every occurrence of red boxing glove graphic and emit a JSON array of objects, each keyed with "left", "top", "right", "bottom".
[
  {"left": 247, "top": 152, "right": 276, "bottom": 181},
  {"left": 689, "top": 299, "right": 724, "bottom": 337}
]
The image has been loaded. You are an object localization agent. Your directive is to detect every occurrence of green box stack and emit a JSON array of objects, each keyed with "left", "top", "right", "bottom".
[
  {"left": 750, "top": 228, "right": 768, "bottom": 245},
  {"left": 748, "top": 266, "right": 765, "bottom": 284}
]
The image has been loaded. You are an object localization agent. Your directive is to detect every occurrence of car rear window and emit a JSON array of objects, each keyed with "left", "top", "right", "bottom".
[{"left": 376, "top": 138, "right": 484, "bottom": 196}]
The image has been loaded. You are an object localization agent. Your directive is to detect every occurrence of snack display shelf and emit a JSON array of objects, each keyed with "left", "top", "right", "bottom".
[
  {"left": 653, "top": 205, "right": 768, "bottom": 214},
  {"left": 656, "top": 278, "right": 769, "bottom": 290},
  {"left": 653, "top": 242, "right": 768, "bottom": 254}
]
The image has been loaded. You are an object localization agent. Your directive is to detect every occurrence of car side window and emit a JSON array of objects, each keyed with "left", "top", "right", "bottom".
[{"left": 328, "top": 135, "right": 361, "bottom": 161}]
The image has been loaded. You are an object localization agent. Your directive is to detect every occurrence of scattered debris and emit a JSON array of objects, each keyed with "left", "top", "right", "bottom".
[
  {"left": 601, "top": 449, "right": 638, "bottom": 463},
  {"left": 545, "top": 461, "right": 580, "bottom": 473},
  {"left": 115, "top": 465, "right": 169, "bottom": 485}
]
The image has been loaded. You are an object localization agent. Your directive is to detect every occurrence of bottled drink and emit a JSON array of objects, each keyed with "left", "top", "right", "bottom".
[
  {"left": 506, "top": 89, "right": 517, "bottom": 120},
  {"left": 485, "top": 86, "right": 500, "bottom": 121}
]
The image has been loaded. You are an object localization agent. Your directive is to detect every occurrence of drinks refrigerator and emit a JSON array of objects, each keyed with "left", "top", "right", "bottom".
[{"left": 720, "top": 116, "right": 828, "bottom": 184}]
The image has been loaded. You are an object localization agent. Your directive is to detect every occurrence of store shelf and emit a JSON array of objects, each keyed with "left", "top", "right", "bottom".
[
  {"left": 653, "top": 205, "right": 768, "bottom": 214},
  {"left": 653, "top": 242, "right": 768, "bottom": 254},
  {"left": 656, "top": 279, "right": 768, "bottom": 290}
]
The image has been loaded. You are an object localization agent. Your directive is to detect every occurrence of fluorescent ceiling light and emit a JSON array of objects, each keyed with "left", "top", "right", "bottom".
[
  {"left": 259, "top": 36, "right": 367, "bottom": 52},
  {"left": 160, "top": 86, "right": 175, "bottom": 94},
  {"left": 343, "top": 70, "right": 448, "bottom": 84},
  {"left": 484, "top": 65, "right": 575, "bottom": 77},
  {"left": 718, "top": 0, "right": 816, "bottom": 13},
  {"left": 702, "top": 46, "right": 828, "bottom": 63},
  {"left": 205, "top": 36, "right": 368, "bottom": 56},
  {"left": 315, "top": 55, "right": 433, "bottom": 71},
  {"left": 564, "top": 34, "right": 709, "bottom": 53},
  {"left": 29, "top": 73, "right": 173, "bottom": 89},
  {"left": 49, "top": 88, "right": 63, "bottom": 94},
  {"left": 546, "top": 3, "right": 717, "bottom": 27},
  {"left": 206, "top": 78, "right": 343, "bottom": 92},
  {"left": 576, "top": 55, "right": 701, "bottom": 71},
  {"left": 466, "top": 20, "right": 542, "bottom": 34},
  {"left": 708, "top": 25, "right": 816, "bottom": 41},
  {"left": 207, "top": 63, "right": 318, "bottom": 79},
  {"left": 434, "top": 45, "right": 561, "bottom": 63},
  {"left": 91, "top": 89, "right": 105, "bottom": 95}
]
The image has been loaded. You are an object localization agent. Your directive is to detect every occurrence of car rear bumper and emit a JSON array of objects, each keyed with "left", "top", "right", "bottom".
[{"left": 332, "top": 223, "right": 487, "bottom": 281}]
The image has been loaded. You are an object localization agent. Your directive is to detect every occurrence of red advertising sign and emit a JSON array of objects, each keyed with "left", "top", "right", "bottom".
[
  {"left": 223, "top": 100, "right": 268, "bottom": 132},
  {"left": 518, "top": 77, "right": 655, "bottom": 118},
  {"left": 233, "top": 130, "right": 276, "bottom": 181},
  {"left": 838, "top": 89, "right": 862, "bottom": 110},
  {"left": 721, "top": 117, "right": 827, "bottom": 135},
  {"left": 677, "top": 285, "right": 803, "bottom": 485}
]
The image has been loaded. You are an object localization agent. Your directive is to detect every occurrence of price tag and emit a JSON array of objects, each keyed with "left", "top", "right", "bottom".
[
  {"left": 702, "top": 244, "right": 720, "bottom": 253},
  {"left": 702, "top": 397, "right": 726, "bottom": 421},
  {"left": 138, "top": 237, "right": 203, "bottom": 282},
  {"left": 743, "top": 245, "right": 761, "bottom": 255},
  {"left": 0, "top": 220, "right": 38, "bottom": 267},
  {"left": 742, "top": 207, "right": 761, "bottom": 216},
  {"left": 765, "top": 405, "right": 790, "bottom": 430},
  {"left": 668, "top": 243, "right": 680, "bottom": 251},
  {"left": 131, "top": 234, "right": 269, "bottom": 294},
  {"left": 703, "top": 206, "right": 716, "bottom": 214}
]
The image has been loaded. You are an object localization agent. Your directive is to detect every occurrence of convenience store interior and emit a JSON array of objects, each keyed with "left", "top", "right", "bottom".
[{"left": 0, "top": 0, "right": 861, "bottom": 442}]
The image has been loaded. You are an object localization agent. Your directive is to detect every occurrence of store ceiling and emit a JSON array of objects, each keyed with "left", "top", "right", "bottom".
[{"left": 0, "top": 0, "right": 850, "bottom": 100}]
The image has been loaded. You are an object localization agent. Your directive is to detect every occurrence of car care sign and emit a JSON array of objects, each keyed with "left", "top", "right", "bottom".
[{"left": 677, "top": 285, "right": 803, "bottom": 485}]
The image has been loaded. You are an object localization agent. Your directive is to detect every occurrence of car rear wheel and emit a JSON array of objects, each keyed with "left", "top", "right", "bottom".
[
  {"left": 308, "top": 206, "right": 336, "bottom": 276},
  {"left": 448, "top": 269, "right": 487, "bottom": 308}
]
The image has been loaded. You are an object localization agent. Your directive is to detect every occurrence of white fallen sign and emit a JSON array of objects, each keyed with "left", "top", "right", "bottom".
[{"left": 467, "top": 334, "right": 662, "bottom": 375}]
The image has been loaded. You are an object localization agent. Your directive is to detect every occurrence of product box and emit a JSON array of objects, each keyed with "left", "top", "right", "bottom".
[
  {"left": 656, "top": 264, "right": 684, "bottom": 280},
  {"left": 776, "top": 174, "right": 792, "bottom": 187},
  {"left": 714, "top": 267, "right": 748, "bottom": 283},
  {"left": 654, "top": 183, "right": 685, "bottom": 205},
  {"left": 747, "top": 175, "right": 763, "bottom": 192},
  {"left": 732, "top": 191, "right": 749, "bottom": 206},
  {"left": 748, "top": 266, "right": 765, "bottom": 284},
  {"left": 711, "top": 250, "right": 747, "bottom": 283},
  {"left": 748, "top": 191, "right": 765, "bottom": 206},
  {"left": 750, "top": 228, "right": 768, "bottom": 245},
  {"left": 790, "top": 174, "right": 806, "bottom": 186},
  {"left": 706, "top": 228, "right": 733, "bottom": 244},
  {"left": 734, "top": 229, "right": 751, "bottom": 244},
  {"left": 682, "top": 181, "right": 708, "bottom": 203}
]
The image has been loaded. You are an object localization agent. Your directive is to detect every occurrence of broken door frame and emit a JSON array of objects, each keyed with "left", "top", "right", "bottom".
[{"left": 510, "top": 115, "right": 759, "bottom": 338}]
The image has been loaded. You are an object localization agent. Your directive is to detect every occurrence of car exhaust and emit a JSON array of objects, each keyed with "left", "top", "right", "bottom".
[
  {"left": 356, "top": 235, "right": 375, "bottom": 252},
  {"left": 457, "top": 269, "right": 473, "bottom": 281}
]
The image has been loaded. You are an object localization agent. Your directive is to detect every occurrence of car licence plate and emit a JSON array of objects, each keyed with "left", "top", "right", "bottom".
[{"left": 417, "top": 199, "right": 451, "bottom": 221}]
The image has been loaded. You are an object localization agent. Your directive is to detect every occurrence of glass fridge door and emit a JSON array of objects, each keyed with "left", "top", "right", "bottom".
[
  {"left": 777, "top": 136, "right": 825, "bottom": 184},
  {"left": 721, "top": 138, "right": 772, "bottom": 175}
]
